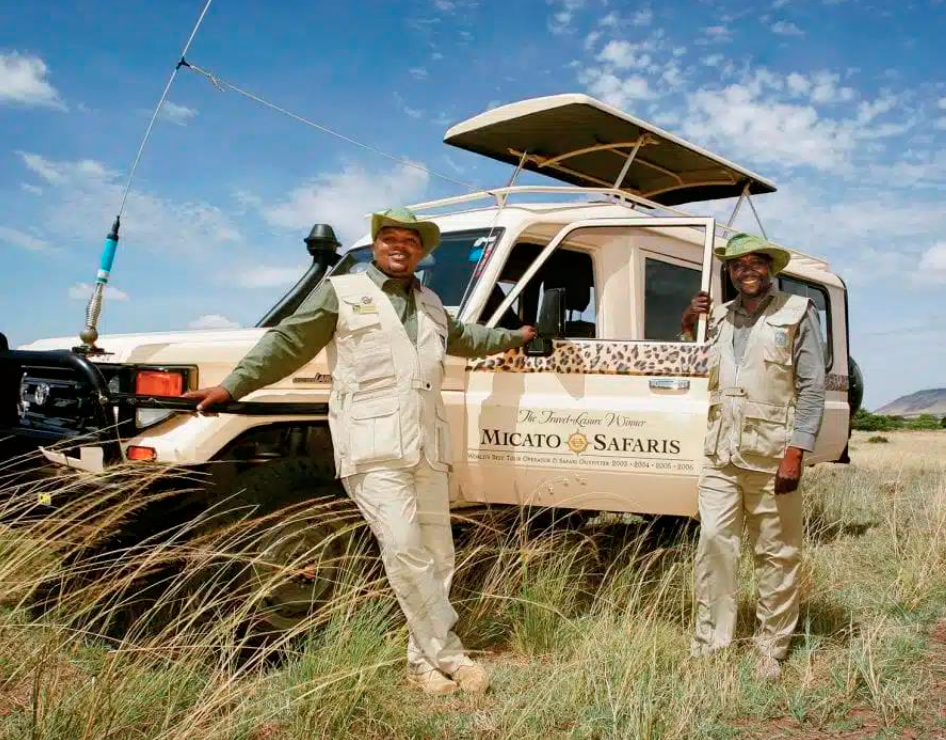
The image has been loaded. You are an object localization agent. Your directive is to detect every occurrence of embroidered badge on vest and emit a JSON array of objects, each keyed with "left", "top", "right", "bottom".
[
  {"left": 774, "top": 330, "right": 789, "bottom": 347},
  {"left": 353, "top": 296, "right": 378, "bottom": 315}
]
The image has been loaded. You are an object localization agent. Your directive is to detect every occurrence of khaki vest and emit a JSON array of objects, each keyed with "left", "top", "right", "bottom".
[
  {"left": 325, "top": 273, "right": 452, "bottom": 479},
  {"left": 704, "top": 290, "right": 809, "bottom": 474}
]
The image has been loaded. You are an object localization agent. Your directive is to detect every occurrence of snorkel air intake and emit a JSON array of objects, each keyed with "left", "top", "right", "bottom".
[{"left": 257, "top": 223, "right": 341, "bottom": 327}]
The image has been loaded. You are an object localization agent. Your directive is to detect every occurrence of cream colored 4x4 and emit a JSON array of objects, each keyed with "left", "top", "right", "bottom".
[{"left": 3, "top": 95, "right": 859, "bottom": 625}]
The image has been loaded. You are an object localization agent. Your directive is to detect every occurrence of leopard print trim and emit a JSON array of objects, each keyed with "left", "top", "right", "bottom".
[
  {"left": 826, "top": 373, "right": 849, "bottom": 392},
  {"left": 468, "top": 340, "right": 710, "bottom": 377}
]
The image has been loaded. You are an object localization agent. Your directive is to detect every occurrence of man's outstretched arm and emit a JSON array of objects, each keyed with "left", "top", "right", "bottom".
[
  {"left": 445, "top": 316, "right": 535, "bottom": 358},
  {"left": 185, "top": 281, "right": 339, "bottom": 410}
]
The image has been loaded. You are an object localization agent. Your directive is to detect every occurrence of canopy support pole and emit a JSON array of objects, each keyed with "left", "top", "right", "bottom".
[
  {"left": 726, "top": 182, "right": 751, "bottom": 227},
  {"left": 612, "top": 136, "right": 645, "bottom": 189},
  {"left": 498, "top": 149, "right": 529, "bottom": 207},
  {"left": 746, "top": 192, "right": 769, "bottom": 240}
]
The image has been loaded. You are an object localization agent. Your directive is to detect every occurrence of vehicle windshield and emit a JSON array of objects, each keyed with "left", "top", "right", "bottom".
[{"left": 328, "top": 228, "right": 503, "bottom": 311}]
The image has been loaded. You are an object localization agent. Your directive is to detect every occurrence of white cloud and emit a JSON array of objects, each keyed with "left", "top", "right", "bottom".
[
  {"left": 678, "top": 69, "right": 907, "bottom": 172},
  {"left": 189, "top": 314, "right": 241, "bottom": 330},
  {"left": 0, "top": 52, "right": 66, "bottom": 109},
  {"left": 431, "top": 51, "right": 444, "bottom": 61},
  {"left": 15, "top": 151, "right": 242, "bottom": 253},
  {"left": 409, "top": 67, "right": 429, "bottom": 80},
  {"left": 0, "top": 225, "right": 49, "bottom": 251},
  {"left": 598, "top": 12, "right": 619, "bottom": 27},
  {"left": 578, "top": 69, "right": 655, "bottom": 108},
  {"left": 771, "top": 20, "right": 804, "bottom": 36},
  {"left": 547, "top": 0, "right": 586, "bottom": 34},
  {"left": 916, "top": 242, "right": 946, "bottom": 283},
  {"left": 68, "top": 282, "right": 129, "bottom": 301},
  {"left": 584, "top": 30, "right": 602, "bottom": 50},
  {"left": 702, "top": 54, "right": 724, "bottom": 67},
  {"left": 701, "top": 25, "right": 733, "bottom": 44},
  {"left": 256, "top": 161, "right": 430, "bottom": 244},
  {"left": 233, "top": 265, "right": 306, "bottom": 289},
  {"left": 159, "top": 101, "right": 198, "bottom": 126},
  {"left": 597, "top": 40, "right": 652, "bottom": 70},
  {"left": 935, "top": 96, "right": 946, "bottom": 130},
  {"left": 21, "top": 183, "right": 43, "bottom": 195},
  {"left": 632, "top": 8, "right": 654, "bottom": 26},
  {"left": 808, "top": 71, "right": 854, "bottom": 104},
  {"left": 433, "top": 0, "right": 455, "bottom": 9},
  {"left": 394, "top": 92, "right": 424, "bottom": 119}
]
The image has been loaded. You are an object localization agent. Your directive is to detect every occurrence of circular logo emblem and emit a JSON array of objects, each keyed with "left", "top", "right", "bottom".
[{"left": 567, "top": 431, "right": 589, "bottom": 455}]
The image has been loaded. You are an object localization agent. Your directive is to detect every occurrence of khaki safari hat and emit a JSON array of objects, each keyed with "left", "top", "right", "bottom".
[
  {"left": 371, "top": 206, "right": 440, "bottom": 256},
  {"left": 715, "top": 232, "right": 791, "bottom": 275}
]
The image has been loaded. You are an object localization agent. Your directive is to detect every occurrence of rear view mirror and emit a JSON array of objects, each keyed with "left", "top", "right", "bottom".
[{"left": 526, "top": 288, "right": 565, "bottom": 357}]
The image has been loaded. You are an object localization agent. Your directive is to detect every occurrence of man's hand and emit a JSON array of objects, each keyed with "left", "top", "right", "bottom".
[
  {"left": 519, "top": 325, "right": 537, "bottom": 344},
  {"left": 774, "top": 447, "right": 804, "bottom": 494},
  {"left": 682, "top": 291, "right": 713, "bottom": 335},
  {"left": 182, "top": 386, "right": 233, "bottom": 413}
]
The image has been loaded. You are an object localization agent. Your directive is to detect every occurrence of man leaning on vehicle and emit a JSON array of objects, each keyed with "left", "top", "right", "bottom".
[
  {"left": 680, "top": 232, "right": 826, "bottom": 680},
  {"left": 186, "top": 206, "right": 535, "bottom": 695}
]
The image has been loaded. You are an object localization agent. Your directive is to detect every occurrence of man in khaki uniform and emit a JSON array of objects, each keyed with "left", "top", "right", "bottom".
[
  {"left": 681, "top": 233, "right": 826, "bottom": 680},
  {"left": 187, "top": 207, "right": 535, "bottom": 695}
]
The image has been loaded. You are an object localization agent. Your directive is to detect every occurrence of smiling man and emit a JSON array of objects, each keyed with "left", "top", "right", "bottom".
[
  {"left": 186, "top": 206, "right": 535, "bottom": 695},
  {"left": 681, "top": 232, "right": 826, "bottom": 680}
]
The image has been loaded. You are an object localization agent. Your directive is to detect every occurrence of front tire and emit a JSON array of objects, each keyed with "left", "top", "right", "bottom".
[{"left": 185, "top": 457, "right": 369, "bottom": 633}]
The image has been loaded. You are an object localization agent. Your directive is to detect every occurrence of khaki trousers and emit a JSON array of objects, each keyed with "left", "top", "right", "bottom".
[
  {"left": 691, "top": 463, "right": 803, "bottom": 660},
  {"left": 342, "top": 459, "right": 472, "bottom": 676}
]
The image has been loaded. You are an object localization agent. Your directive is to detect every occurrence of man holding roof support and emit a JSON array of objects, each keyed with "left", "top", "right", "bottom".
[
  {"left": 681, "top": 233, "right": 826, "bottom": 680},
  {"left": 186, "top": 207, "right": 535, "bottom": 695}
]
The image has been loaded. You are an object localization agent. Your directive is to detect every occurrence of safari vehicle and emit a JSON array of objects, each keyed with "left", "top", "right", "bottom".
[{"left": 1, "top": 95, "right": 861, "bottom": 624}]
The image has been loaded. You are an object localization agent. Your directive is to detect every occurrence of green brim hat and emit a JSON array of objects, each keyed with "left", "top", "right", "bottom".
[
  {"left": 715, "top": 232, "right": 791, "bottom": 275},
  {"left": 371, "top": 206, "right": 440, "bottom": 256}
]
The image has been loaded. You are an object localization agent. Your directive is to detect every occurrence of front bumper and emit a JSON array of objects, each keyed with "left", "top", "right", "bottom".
[
  {"left": 1, "top": 333, "right": 330, "bottom": 472},
  {"left": 1, "top": 333, "right": 123, "bottom": 466}
]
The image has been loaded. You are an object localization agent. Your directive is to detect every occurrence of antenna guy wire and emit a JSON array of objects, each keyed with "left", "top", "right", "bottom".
[
  {"left": 181, "top": 61, "right": 478, "bottom": 192},
  {"left": 118, "top": 0, "right": 215, "bottom": 217}
]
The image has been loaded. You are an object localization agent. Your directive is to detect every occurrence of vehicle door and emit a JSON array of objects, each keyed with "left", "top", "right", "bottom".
[{"left": 459, "top": 218, "right": 716, "bottom": 517}]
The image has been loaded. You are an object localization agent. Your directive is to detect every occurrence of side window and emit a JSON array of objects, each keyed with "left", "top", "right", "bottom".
[
  {"left": 644, "top": 257, "right": 701, "bottom": 341},
  {"left": 490, "top": 243, "right": 597, "bottom": 338},
  {"left": 779, "top": 276, "right": 833, "bottom": 369},
  {"left": 538, "top": 250, "right": 597, "bottom": 338}
]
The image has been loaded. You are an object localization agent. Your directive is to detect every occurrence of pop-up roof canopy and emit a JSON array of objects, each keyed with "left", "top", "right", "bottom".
[{"left": 444, "top": 94, "right": 777, "bottom": 206}]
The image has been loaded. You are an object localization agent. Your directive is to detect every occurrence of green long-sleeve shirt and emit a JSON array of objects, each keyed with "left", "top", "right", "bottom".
[{"left": 221, "top": 263, "right": 525, "bottom": 400}]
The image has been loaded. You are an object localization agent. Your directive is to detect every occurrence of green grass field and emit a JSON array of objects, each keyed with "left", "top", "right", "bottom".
[{"left": 1, "top": 430, "right": 945, "bottom": 739}]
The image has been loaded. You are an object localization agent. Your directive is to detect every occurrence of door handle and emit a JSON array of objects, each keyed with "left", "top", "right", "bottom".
[{"left": 649, "top": 378, "right": 690, "bottom": 391}]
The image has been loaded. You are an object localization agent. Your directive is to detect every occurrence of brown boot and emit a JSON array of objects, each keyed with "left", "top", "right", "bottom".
[
  {"left": 453, "top": 662, "right": 490, "bottom": 694},
  {"left": 756, "top": 655, "right": 782, "bottom": 681},
  {"left": 408, "top": 669, "right": 459, "bottom": 696}
]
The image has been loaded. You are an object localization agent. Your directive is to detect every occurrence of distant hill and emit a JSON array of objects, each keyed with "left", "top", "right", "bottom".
[{"left": 876, "top": 388, "right": 946, "bottom": 418}]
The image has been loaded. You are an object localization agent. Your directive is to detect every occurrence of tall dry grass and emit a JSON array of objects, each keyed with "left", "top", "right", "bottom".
[{"left": 0, "top": 430, "right": 944, "bottom": 739}]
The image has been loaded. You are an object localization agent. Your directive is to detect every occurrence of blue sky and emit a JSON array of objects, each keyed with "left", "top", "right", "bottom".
[{"left": 1, "top": 0, "right": 944, "bottom": 408}]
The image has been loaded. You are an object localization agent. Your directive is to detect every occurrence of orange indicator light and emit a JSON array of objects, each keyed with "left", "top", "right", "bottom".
[
  {"left": 126, "top": 446, "right": 157, "bottom": 461},
  {"left": 135, "top": 370, "right": 184, "bottom": 396}
]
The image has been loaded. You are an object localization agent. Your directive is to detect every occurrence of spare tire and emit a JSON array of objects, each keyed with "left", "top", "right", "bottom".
[{"left": 848, "top": 356, "right": 864, "bottom": 416}]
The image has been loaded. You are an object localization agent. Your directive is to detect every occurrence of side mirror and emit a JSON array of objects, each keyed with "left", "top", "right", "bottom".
[{"left": 526, "top": 287, "right": 565, "bottom": 357}]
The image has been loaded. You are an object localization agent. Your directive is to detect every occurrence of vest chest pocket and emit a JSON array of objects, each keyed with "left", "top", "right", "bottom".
[
  {"left": 341, "top": 299, "right": 396, "bottom": 384},
  {"left": 763, "top": 320, "right": 794, "bottom": 367},
  {"left": 348, "top": 396, "right": 402, "bottom": 464},
  {"left": 740, "top": 400, "right": 790, "bottom": 459}
]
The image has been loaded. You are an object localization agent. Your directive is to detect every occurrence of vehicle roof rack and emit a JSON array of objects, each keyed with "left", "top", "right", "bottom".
[{"left": 444, "top": 94, "right": 777, "bottom": 207}]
